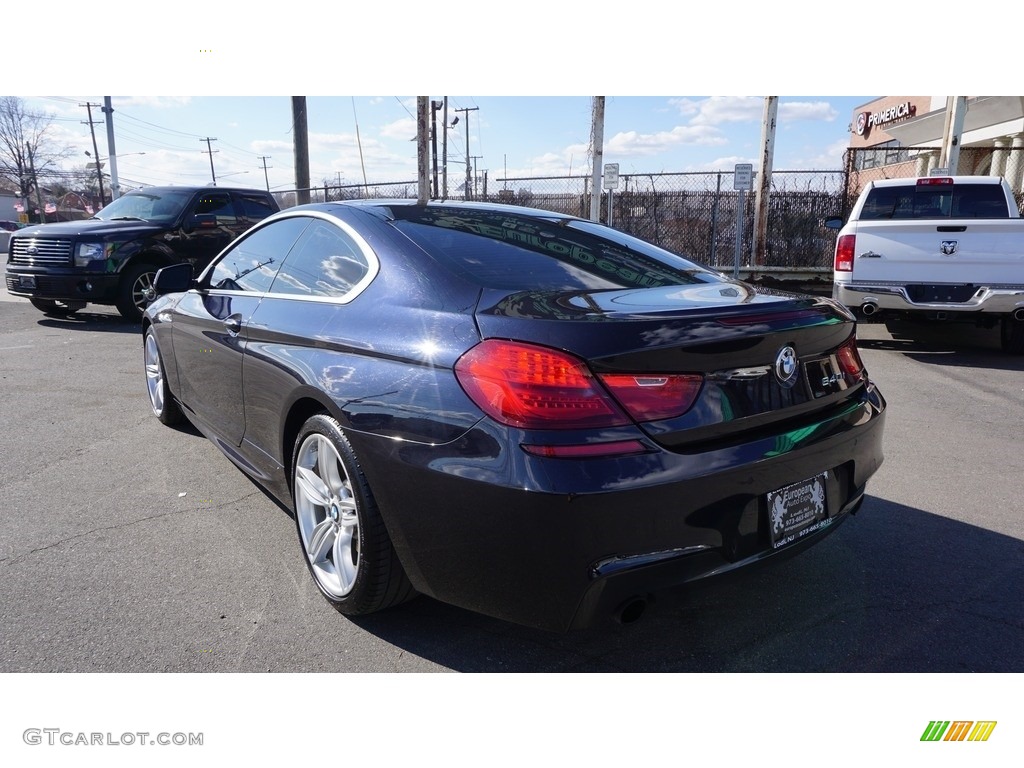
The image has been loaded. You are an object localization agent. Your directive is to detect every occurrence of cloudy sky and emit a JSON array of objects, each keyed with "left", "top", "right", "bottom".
[
  {"left": 15, "top": 2, "right": 1006, "bottom": 195},
  {"left": 22, "top": 95, "right": 873, "bottom": 193}
]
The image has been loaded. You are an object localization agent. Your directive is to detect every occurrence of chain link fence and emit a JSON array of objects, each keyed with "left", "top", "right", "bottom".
[
  {"left": 489, "top": 171, "right": 845, "bottom": 269},
  {"left": 277, "top": 171, "right": 846, "bottom": 270},
  {"left": 274, "top": 152, "right": 1024, "bottom": 270}
]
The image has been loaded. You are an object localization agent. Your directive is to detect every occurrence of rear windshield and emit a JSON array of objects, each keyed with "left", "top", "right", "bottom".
[
  {"left": 388, "top": 207, "right": 722, "bottom": 290},
  {"left": 859, "top": 183, "right": 1011, "bottom": 220}
]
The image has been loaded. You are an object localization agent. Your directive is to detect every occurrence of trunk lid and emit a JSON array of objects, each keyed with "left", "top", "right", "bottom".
[{"left": 474, "top": 285, "right": 859, "bottom": 448}]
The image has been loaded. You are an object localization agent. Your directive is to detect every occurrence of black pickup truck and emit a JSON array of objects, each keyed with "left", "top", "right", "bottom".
[{"left": 5, "top": 186, "right": 280, "bottom": 320}]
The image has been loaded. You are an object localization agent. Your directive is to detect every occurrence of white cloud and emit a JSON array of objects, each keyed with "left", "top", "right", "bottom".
[
  {"left": 779, "top": 101, "right": 838, "bottom": 123},
  {"left": 670, "top": 97, "right": 838, "bottom": 127},
  {"left": 606, "top": 125, "right": 728, "bottom": 157},
  {"left": 380, "top": 117, "right": 416, "bottom": 140},
  {"left": 688, "top": 155, "right": 759, "bottom": 172},
  {"left": 674, "top": 96, "right": 763, "bottom": 126}
]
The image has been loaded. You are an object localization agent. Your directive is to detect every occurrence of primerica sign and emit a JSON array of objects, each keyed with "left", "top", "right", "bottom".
[{"left": 854, "top": 101, "right": 916, "bottom": 136}]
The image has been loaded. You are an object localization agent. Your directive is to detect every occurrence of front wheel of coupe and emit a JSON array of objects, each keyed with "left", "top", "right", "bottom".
[{"left": 292, "top": 414, "right": 416, "bottom": 616}]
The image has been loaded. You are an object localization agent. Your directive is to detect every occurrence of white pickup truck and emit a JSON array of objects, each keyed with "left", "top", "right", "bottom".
[{"left": 827, "top": 175, "right": 1024, "bottom": 353}]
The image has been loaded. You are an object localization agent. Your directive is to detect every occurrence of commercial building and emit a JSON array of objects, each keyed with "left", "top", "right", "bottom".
[{"left": 847, "top": 96, "right": 1024, "bottom": 193}]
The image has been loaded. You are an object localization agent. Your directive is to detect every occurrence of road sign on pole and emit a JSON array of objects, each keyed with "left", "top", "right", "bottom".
[
  {"left": 734, "top": 163, "right": 753, "bottom": 190},
  {"left": 603, "top": 163, "right": 619, "bottom": 190}
]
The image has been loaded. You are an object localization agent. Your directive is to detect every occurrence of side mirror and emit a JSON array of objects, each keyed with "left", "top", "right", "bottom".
[
  {"left": 153, "top": 263, "right": 194, "bottom": 296},
  {"left": 824, "top": 217, "right": 844, "bottom": 230}
]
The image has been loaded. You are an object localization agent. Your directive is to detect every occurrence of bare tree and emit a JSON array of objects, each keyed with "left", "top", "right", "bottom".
[{"left": 0, "top": 96, "right": 72, "bottom": 203}]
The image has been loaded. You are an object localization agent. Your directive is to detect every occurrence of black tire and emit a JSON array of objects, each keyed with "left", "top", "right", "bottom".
[
  {"left": 292, "top": 414, "right": 416, "bottom": 616},
  {"left": 144, "top": 326, "right": 184, "bottom": 426},
  {"left": 116, "top": 261, "right": 159, "bottom": 322},
  {"left": 1000, "top": 316, "right": 1024, "bottom": 355},
  {"left": 29, "top": 298, "right": 83, "bottom": 316}
]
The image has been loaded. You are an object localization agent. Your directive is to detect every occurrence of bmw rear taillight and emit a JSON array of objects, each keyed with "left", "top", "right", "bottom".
[
  {"left": 834, "top": 234, "right": 855, "bottom": 272},
  {"left": 597, "top": 373, "right": 703, "bottom": 422},
  {"left": 454, "top": 339, "right": 704, "bottom": 430},
  {"left": 836, "top": 338, "right": 866, "bottom": 383},
  {"left": 455, "top": 340, "right": 631, "bottom": 429}
]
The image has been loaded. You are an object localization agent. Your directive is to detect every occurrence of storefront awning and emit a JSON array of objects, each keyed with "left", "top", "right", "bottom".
[{"left": 887, "top": 96, "right": 1024, "bottom": 146}]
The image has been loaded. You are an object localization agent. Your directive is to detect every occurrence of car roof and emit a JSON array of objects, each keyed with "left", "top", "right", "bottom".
[
  {"left": 869, "top": 175, "right": 1005, "bottom": 188},
  {"left": 123, "top": 185, "right": 272, "bottom": 195},
  {"left": 281, "top": 198, "right": 583, "bottom": 223}
]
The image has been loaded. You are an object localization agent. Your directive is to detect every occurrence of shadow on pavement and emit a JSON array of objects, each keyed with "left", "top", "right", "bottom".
[
  {"left": 859, "top": 320, "right": 1024, "bottom": 371},
  {"left": 339, "top": 497, "right": 1024, "bottom": 672},
  {"left": 37, "top": 312, "right": 140, "bottom": 334}
]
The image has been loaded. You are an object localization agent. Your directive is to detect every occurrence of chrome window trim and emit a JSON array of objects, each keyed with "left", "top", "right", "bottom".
[{"left": 196, "top": 209, "right": 380, "bottom": 306}]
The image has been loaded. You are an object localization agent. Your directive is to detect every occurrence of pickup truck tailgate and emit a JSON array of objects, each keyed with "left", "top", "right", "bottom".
[{"left": 851, "top": 219, "right": 1024, "bottom": 284}]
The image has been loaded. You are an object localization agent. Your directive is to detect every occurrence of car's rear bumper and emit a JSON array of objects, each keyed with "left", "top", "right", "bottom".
[
  {"left": 352, "top": 383, "right": 887, "bottom": 632},
  {"left": 5, "top": 268, "right": 118, "bottom": 303},
  {"left": 835, "top": 280, "right": 1024, "bottom": 316}
]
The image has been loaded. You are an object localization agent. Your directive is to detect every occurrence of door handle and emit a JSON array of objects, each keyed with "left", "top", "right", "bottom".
[{"left": 223, "top": 315, "right": 242, "bottom": 335}]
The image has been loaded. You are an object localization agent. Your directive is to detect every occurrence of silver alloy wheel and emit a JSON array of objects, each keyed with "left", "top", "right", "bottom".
[
  {"left": 132, "top": 270, "right": 157, "bottom": 310},
  {"left": 295, "top": 434, "right": 360, "bottom": 598},
  {"left": 144, "top": 331, "right": 165, "bottom": 416}
]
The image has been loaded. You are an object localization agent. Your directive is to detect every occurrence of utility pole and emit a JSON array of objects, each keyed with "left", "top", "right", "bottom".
[
  {"left": 416, "top": 97, "right": 430, "bottom": 205},
  {"left": 102, "top": 97, "right": 122, "bottom": 200},
  {"left": 453, "top": 106, "right": 478, "bottom": 200},
  {"left": 201, "top": 137, "right": 218, "bottom": 185},
  {"left": 430, "top": 100, "right": 442, "bottom": 199},
  {"left": 81, "top": 102, "right": 106, "bottom": 206},
  {"left": 258, "top": 156, "right": 273, "bottom": 191},
  {"left": 940, "top": 96, "right": 968, "bottom": 173},
  {"left": 471, "top": 156, "right": 484, "bottom": 199},
  {"left": 442, "top": 97, "right": 449, "bottom": 200},
  {"left": 292, "top": 97, "right": 311, "bottom": 204},
  {"left": 752, "top": 96, "right": 778, "bottom": 266},
  {"left": 589, "top": 97, "right": 605, "bottom": 222}
]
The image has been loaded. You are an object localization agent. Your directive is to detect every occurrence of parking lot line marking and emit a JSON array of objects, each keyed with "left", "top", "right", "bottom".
[{"left": 0, "top": 345, "right": 34, "bottom": 350}]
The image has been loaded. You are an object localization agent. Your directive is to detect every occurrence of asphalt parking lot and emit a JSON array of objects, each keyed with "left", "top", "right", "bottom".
[{"left": 1, "top": 285, "right": 1022, "bottom": 673}]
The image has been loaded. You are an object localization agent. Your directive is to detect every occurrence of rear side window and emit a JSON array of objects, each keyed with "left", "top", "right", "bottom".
[
  {"left": 237, "top": 193, "right": 278, "bottom": 221},
  {"left": 270, "top": 219, "right": 370, "bottom": 298},
  {"left": 860, "top": 184, "right": 1011, "bottom": 220},
  {"left": 388, "top": 207, "right": 719, "bottom": 290}
]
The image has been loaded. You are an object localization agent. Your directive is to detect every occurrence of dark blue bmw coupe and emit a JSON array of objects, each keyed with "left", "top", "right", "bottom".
[{"left": 143, "top": 200, "right": 886, "bottom": 631}]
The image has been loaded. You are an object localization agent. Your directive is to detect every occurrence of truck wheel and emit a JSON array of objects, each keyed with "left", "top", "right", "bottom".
[
  {"left": 29, "top": 298, "right": 83, "bottom": 316},
  {"left": 116, "top": 262, "right": 159, "bottom": 322},
  {"left": 1000, "top": 316, "right": 1024, "bottom": 355}
]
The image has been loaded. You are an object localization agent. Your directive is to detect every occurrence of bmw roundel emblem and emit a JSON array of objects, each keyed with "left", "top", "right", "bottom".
[{"left": 775, "top": 346, "right": 799, "bottom": 388}]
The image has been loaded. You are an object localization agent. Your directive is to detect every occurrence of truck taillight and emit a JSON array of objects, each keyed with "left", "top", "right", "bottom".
[
  {"left": 917, "top": 177, "right": 953, "bottom": 185},
  {"left": 835, "top": 234, "right": 855, "bottom": 272}
]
